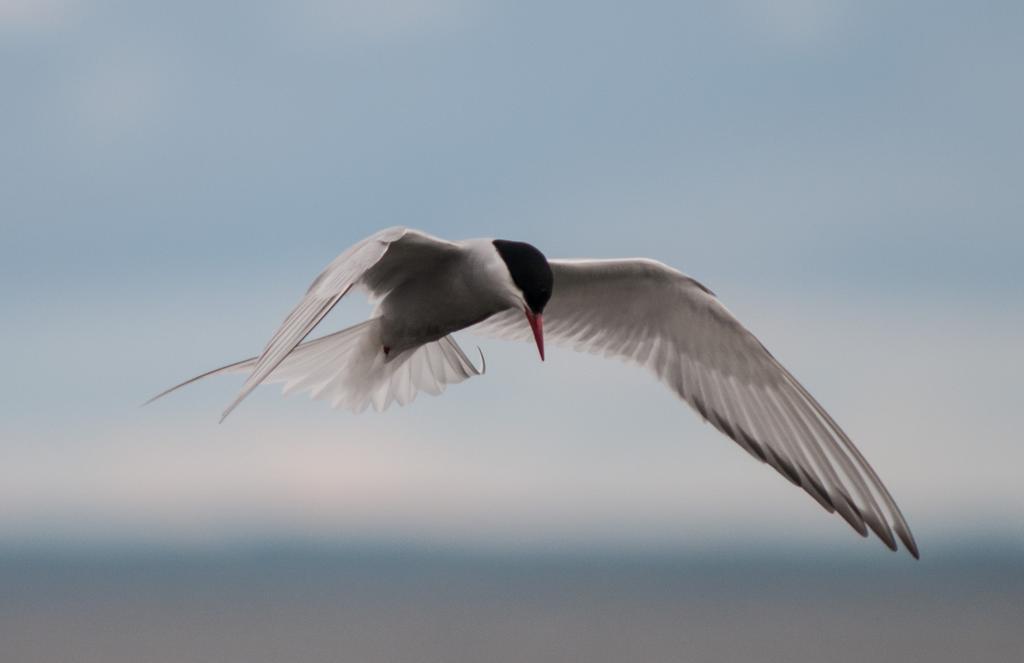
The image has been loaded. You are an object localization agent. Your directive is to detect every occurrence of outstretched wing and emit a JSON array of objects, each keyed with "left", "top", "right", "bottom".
[
  {"left": 219, "top": 227, "right": 459, "bottom": 421},
  {"left": 474, "top": 258, "right": 918, "bottom": 558}
]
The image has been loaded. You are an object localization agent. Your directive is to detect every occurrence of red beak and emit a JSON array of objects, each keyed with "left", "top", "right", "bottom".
[{"left": 525, "top": 309, "right": 544, "bottom": 361}]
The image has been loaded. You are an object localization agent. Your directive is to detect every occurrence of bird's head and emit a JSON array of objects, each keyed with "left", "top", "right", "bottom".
[{"left": 492, "top": 239, "right": 553, "bottom": 361}]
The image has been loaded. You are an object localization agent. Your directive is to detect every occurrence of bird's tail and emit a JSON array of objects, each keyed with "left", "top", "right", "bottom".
[{"left": 145, "top": 318, "right": 484, "bottom": 417}]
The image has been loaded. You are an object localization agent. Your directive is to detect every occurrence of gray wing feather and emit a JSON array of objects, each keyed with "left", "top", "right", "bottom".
[{"left": 473, "top": 258, "right": 918, "bottom": 558}]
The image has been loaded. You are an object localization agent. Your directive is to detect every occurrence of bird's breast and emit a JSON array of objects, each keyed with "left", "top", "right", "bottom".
[{"left": 376, "top": 261, "right": 511, "bottom": 356}]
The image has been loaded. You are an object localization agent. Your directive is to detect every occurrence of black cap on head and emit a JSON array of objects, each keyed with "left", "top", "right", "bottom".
[{"left": 492, "top": 239, "right": 553, "bottom": 314}]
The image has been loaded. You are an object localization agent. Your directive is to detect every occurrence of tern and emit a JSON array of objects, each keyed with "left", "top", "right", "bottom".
[{"left": 149, "top": 227, "right": 919, "bottom": 558}]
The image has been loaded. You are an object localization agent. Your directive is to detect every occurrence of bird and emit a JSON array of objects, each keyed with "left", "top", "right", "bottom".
[{"left": 147, "top": 226, "right": 919, "bottom": 558}]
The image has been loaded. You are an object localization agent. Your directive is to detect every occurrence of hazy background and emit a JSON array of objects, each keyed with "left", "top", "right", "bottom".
[{"left": 2, "top": 1, "right": 1022, "bottom": 661}]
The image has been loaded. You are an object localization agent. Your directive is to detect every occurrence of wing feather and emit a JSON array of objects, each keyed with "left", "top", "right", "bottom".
[
  {"left": 219, "top": 227, "right": 459, "bottom": 421},
  {"left": 472, "top": 258, "right": 918, "bottom": 557}
]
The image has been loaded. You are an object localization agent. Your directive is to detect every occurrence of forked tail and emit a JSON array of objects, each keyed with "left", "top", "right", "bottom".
[{"left": 145, "top": 319, "right": 484, "bottom": 417}]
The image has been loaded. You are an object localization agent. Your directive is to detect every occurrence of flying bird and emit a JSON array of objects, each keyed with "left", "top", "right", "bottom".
[{"left": 148, "top": 227, "right": 919, "bottom": 558}]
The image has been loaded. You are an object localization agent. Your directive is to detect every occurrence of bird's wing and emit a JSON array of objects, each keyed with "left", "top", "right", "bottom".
[
  {"left": 473, "top": 258, "right": 918, "bottom": 557},
  {"left": 220, "top": 227, "right": 460, "bottom": 421}
]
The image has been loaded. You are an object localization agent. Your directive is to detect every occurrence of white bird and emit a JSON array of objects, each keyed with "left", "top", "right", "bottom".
[{"left": 148, "top": 226, "right": 919, "bottom": 558}]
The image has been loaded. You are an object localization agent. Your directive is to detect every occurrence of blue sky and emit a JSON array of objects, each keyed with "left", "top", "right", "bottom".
[{"left": 1, "top": 1, "right": 1021, "bottom": 554}]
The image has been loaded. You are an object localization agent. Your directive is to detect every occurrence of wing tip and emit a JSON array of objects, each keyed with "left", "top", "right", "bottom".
[
  {"left": 865, "top": 517, "right": 898, "bottom": 552},
  {"left": 219, "top": 389, "right": 251, "bottom": 423},
  {"left": 898, "top": 527, "right": 921, "bottom": 560},
  {"left": 219, "top": 400, "right": 241, "bottom": 424}
]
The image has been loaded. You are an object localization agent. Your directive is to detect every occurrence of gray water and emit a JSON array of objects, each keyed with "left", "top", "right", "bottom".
[{"left": 2, "top": 547, "right": 1020, "bottom": 662}]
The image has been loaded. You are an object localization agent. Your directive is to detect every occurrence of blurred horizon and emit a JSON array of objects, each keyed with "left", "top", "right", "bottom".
[{"left": 3, "top": 545, "right": 1022, "bottom": 663}]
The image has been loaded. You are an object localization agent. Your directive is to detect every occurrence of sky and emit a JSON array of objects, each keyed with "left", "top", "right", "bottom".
[{"left": 1, "top": 1, "right": 1022, "bottom": 555}]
